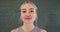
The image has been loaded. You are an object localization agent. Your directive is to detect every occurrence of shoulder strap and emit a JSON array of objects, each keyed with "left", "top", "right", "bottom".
[
  {"left": 32, "top": 26, "right": 40, "bottom": 32},
  {"left": 18, "top": 27, "right": 23, "bottom": 32},
  {"left": 38, "top": 27, "right": 40, "bottom": 32}
]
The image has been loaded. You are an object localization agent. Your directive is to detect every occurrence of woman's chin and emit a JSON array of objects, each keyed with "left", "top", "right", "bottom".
[
  {"left": 24, "top": 20, "right": 33, "bottom": 24},
  {"left": 24, "top": 19, "right": 32, "bottom": 22},
  {"left": 24, "top": 22, "right": 32, "bottom": 24}
]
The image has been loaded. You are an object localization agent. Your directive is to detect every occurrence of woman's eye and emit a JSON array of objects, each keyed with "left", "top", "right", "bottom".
[
  {"left": 30, "top": 11, "right": 34, "bottom": 12},
  {"left": 22, "top": 11, "right": 26, "bottom": 13}
]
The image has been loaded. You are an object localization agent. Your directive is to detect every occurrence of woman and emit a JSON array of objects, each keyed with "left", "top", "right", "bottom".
[{"left": 11, "top": 1, "right": 47, "bottom": 32}]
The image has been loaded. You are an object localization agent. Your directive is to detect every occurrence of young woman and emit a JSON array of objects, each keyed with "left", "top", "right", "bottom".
[{"left": 11, "top": 1, "right": 47, "bottom": 32}]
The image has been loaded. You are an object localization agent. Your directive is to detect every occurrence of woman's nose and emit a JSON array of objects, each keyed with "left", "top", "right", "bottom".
[{"left": 25, "top": 12, "right": 31, "bottom": 17}]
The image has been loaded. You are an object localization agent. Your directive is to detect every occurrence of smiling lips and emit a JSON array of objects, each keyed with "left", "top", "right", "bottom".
[{"left": 24, "top": 17, "right": 32, "bottom": 20}]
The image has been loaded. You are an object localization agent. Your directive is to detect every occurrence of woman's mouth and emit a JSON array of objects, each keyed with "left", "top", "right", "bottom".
[{"left": 24, "top": 18, "right": 32, "bottom": 20}]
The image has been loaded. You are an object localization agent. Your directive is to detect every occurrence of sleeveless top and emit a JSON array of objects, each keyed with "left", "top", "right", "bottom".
[{"left": 18, "top": 26, "right": 40, "bottom": 32}]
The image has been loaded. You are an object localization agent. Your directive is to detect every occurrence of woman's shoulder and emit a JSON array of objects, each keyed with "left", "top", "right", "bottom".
[
  {"left": 11, "top": 28, "right": 18, "bottom": 32},
  {"left": 11, "top": 26, "right": 47, "bottom": 32},
  {"left": 39, "top": 28, "right": 47, "bottom": 32}
]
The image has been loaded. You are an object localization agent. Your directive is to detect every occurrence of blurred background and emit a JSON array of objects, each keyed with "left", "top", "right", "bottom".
[{"left": 0, "top": 0, "right": 60, "bottom": 32}]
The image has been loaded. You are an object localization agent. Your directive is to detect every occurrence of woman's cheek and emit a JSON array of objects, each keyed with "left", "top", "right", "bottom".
[
  {"left": 32, "top": 14, "right": 35, "bottom": 19},
  {"left": 21, "top": 14, "right": 24, "bottom": 20}
]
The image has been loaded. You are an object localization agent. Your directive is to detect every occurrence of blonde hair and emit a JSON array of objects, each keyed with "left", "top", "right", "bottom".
[{"left": 20, "top": 1, "right": 37, "bottom": 10}]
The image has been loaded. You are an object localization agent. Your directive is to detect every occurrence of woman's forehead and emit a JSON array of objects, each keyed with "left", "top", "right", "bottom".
[
  {"left": 21, "top": 3, "right": 35, "bottom": 9},
  {"left": 21, "top": 8, "right": 35, "bottom": 11}
]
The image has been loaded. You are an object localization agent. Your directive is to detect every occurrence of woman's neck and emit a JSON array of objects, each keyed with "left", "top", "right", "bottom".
[{"left": 22, "top": 23, "right": 35, "bottom": 32}]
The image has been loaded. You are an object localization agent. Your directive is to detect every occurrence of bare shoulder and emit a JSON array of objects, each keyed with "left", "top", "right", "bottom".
[
  {"left": 11, "top": 28, "right": 18, "bottom": 32},
  {"left": 39, "top": 28, "right": 47, "bottom": 32}
]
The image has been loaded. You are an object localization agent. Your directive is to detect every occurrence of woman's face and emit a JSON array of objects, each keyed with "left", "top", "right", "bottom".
[{"left": 20, "top": 3, "right": 37, "bottom": 24}]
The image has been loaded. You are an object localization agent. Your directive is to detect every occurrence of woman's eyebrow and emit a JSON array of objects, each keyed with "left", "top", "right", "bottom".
[
  {"left": 29, "top": 8, "right": 34, "bottom": 10},
  {"left": 21, "top": 9, "right": 26, "bottom": 10}
]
